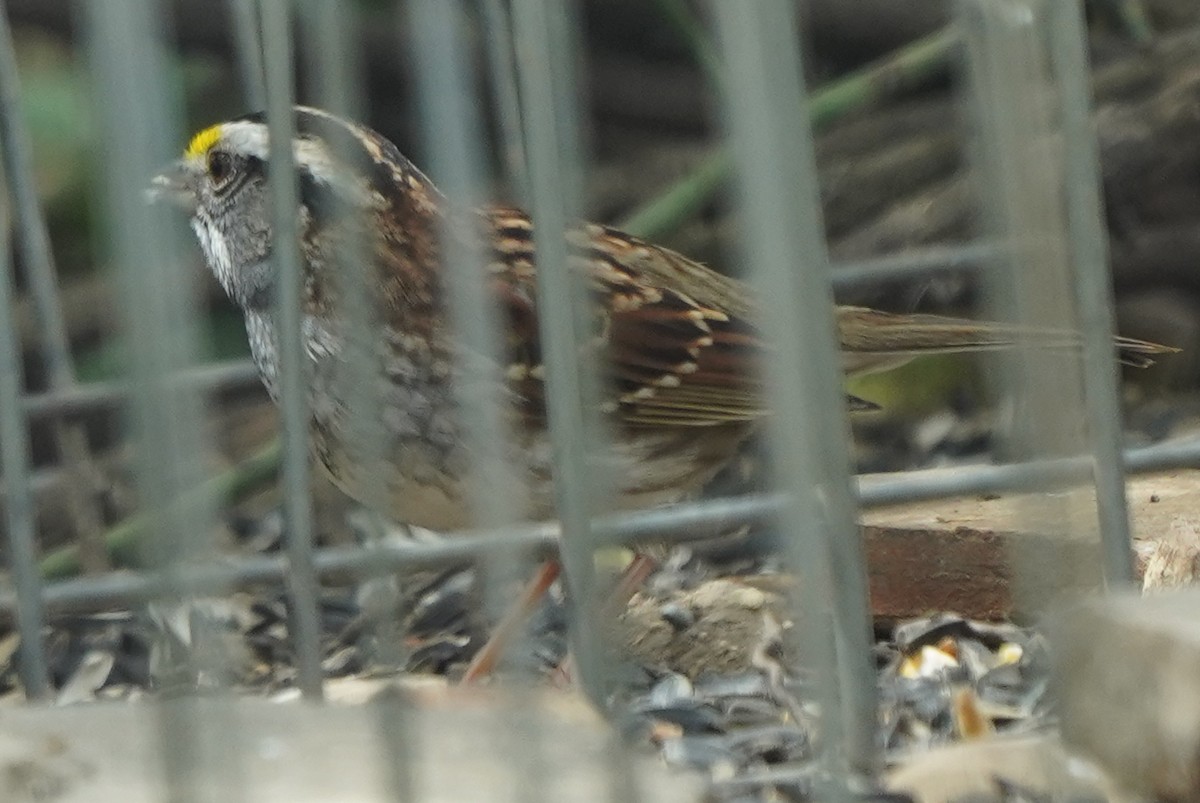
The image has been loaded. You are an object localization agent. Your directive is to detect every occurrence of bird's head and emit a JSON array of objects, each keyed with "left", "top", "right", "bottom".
[{"left": 149, "top": 106, "right": 423, "bottom": 311}]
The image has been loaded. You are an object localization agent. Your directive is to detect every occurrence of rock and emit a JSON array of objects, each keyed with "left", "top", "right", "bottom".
[
  {"left": 1051, "top": 589, "right": 1200, "bottom": 801},
  {"left": 0, "top": 690, "right": 700, "bottom": 802},
  {"left": 614, "top": 578, "right": 785, "bottom": 679},
  {"left": 1141, "top": 516, "right": 1200, "bottom": 592},
  {"left": 886, "top": 734, "right": 1125, "bottom": 803}
]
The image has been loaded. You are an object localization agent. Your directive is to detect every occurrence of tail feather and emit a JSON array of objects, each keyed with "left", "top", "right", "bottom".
[{"left": 835, "top": 306, "right": 1178, "bottom": 375}]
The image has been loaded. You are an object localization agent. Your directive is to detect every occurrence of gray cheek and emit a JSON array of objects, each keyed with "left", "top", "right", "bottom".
[
  {"left": 218, "top": 190, "right": 277, "bottom": 310},
  {"left": 240, "top": 258, "right": 276, "bottom": 311},
  {"left": 225, "top": 217, "right": 275, "bottom": 310}
]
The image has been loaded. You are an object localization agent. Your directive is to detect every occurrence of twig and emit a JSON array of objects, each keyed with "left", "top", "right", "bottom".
[
  {"left": 650, "top": 0, "right": 721, "bottom": 85},
  {"left": 619, "top": 25, "right": 959, "bottom": 240}
]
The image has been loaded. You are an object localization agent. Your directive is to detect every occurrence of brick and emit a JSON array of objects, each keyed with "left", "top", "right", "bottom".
[{"left": 859, "top": 470, "right": 1200, "bottom": 620}]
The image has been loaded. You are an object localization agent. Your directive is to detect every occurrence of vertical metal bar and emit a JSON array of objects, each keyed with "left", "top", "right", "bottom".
[
  {"left": 297, "top": 0, "right": 364, "bottom": 120},
  {"left": 710, "top": 0, "right": 877, "bottom": 780},
  {"left": 407, "top": 0, "right": 521, "bottom": 585},
  {"left": 604, "top": 731, "right": 643, "bottom": 803},
  {"left": 1049, "top": 0, "right": 1136, "bottom": 585},
  {"left": 479, "top": 0, "right": 528, "bottom": 198},
  {"left": 510, "top": 0, "right": 615, "bottom": 702},
  {"left": 406, "top": 0, "right": 516, "bottom": 681},
  {"left": 229, "top": 0, "right": 267, "bottom": 111},
  {"left": 0, "top": 1, "right": 108, "bottom": 573},
  {"left": 0, "top": 164, "right": 48, "bottom": 700},
  {"left": 293, "top": 2, "right": 390, "bottom": 531},
  {"left": 374, "top": 688, "right": 416, "bottom": 800},
  {"left": 407, "top": 9, "right": 560, "bottom": 796},
  {"left": 294, "top": 0, "right": 402, "bottom": 671},
  {"left": 959, "top": 0, "right": 1100, "bottom": 611},
  {"left": 85, "top": 0, "right": 196, "bottom": 661},
  {"left": 85, "top": 0, "right": 245, "bottom": 799},
  {"left": 259, "top": 0, "right": 325, "bottom": 700},
  {"left": 0, "top": 6, "right": 76, "bottom": 395}
]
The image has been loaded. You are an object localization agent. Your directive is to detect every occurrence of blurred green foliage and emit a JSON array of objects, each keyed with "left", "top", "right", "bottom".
[
  {"left": 11, "top": 25, "right": 251, "bottom": 380},
  {"left": 16, "top": 29, "right": 92, "bottom": 274},
  {"left": 74, "top": 306, "right": 251, "bottom": 384}
]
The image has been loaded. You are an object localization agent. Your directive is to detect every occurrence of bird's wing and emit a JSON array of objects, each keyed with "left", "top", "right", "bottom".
[{"left": 486, "top": 208, "right": 770, "bottom": 427}]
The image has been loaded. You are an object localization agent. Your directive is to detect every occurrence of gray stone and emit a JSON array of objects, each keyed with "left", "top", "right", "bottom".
[
  {"left": 0, "top": 687, "right": 700, "bottom": 802},
  {"left": 1052, "top": 589, "right": 1200, "bottom": 801}
]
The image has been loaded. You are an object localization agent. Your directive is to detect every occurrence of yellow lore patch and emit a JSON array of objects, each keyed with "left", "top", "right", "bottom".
[{"left": 184, "top": 125, "right": 222, "bottom": 159}]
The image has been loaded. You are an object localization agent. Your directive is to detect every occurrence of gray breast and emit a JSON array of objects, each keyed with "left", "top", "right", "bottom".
[{"left": 242, "top": 312, "right": 748, "bottom": 531}]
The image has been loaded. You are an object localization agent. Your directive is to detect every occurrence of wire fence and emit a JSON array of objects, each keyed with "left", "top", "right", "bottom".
[{"left": 0, "top": 0, "right": 1190, "bottom": 799}]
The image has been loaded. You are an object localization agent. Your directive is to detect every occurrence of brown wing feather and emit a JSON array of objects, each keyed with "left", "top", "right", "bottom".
[{"left": 485, "top": 209, "right": 769, "bottom": 427}]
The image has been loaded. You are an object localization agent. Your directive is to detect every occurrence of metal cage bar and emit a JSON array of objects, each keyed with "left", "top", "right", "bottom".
[
  {"left": 479, "top": 0, "right": 528, "bottom": 200},
  {"left": 84, "top": 0, "right": 251, "bottom": 798},
  {"left": 1050, "top": 0, "right": 1138, "bottom": 585},
  {"left": 510, "top": 0, "right": 616, "bottom": 703},
  {"left": 0, "top": 159, "right": 47, "bottom": 699},
  {"left": 407, "top": 4, "right": 557, "bottom": 800},
  {"left": 8, "top": 423, "right": 1199, "bottom": 631},
  {"left": 0, "top": 0, "right": 108, "bottom": 575},
  {"left": 960, "top": 0, "right": 1131, "bottom": 610},
  {"left": 229, "top": 0, "right": 267, "bottom": 111},
  {"left": 260, "top": 0, "right": 324, "bottom": 700},
  {"left": 294, "top": 0, "right": 416, "bottom": 683},
  {"left": 711, "top": 0, "right": 876, "bottom": 778}
]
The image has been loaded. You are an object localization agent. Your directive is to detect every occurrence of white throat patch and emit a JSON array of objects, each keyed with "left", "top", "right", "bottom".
[{"left": 191, "top": 217, "right": 236, "bottom": 298}]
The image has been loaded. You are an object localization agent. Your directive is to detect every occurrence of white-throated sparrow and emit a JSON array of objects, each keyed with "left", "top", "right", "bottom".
[{"left": 150, "top": 106, "right": 1174, "bottom": 531}]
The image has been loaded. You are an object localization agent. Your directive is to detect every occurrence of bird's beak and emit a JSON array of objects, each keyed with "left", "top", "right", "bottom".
[{"left": 145, "top": 159, "right": 197, "bottom": 210}]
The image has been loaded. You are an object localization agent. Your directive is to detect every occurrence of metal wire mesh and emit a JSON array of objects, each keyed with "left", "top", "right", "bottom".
[{"left": 0, "top": 0, "right": 1189, "bottom": 798}]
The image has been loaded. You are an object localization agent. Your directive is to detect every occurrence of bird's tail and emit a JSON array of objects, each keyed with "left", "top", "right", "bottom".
[{"left": 835, "top": 306, "right": 1178, "bottom": 376}]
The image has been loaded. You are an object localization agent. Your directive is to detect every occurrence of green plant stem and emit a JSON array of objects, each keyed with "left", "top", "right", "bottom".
[
  {"left": 1097, "top": 0, "right": 1154, "bottom": 44},
  {"left": 39, "top": 439, "right": 282, "bottom": 580},
  {"left": 617, "top": 149, "right": 731, "bottom": 245},
  {"left": 651, "top": 0, "right": 722, "bottom": 85},
  {"left": 619, "top": 26, "right": 960, "bottom": 240}
]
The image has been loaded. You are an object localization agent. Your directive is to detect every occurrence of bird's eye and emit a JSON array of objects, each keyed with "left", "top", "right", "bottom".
[{"left": 207, "top": 150, "right": 235, "bottom": 189}]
